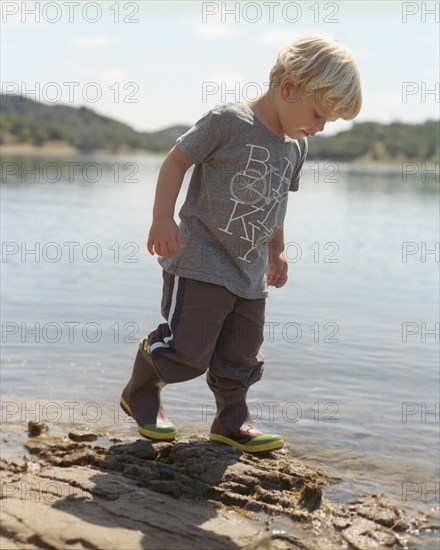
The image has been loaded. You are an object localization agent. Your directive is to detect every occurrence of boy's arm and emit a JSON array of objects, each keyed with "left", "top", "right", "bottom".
[
  {"left": 267, "top": 227, "right": 288, "bottom": 288},
  {"left": 268, "top": 227, "right": 285, "bottom": 256},
  {"left": 147, "top": 145, "right": 193, "bottom": 258}
]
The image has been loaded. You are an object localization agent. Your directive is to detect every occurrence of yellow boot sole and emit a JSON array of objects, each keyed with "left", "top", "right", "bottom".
[
  {"left": 120, "top": 396, "right": 177, "bottom": 440},
  {"left": 210, "top": 433, "right": 284, "bottom": 453}
]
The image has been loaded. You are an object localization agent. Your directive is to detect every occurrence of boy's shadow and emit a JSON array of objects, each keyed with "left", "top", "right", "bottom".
[{"left": 51, "top": 438, "right": 283, "bottom": 549}]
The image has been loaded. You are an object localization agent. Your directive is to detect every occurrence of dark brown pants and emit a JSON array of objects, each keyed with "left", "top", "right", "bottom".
[{"left": 147, "top": 271, "right": 265, "bottom": 404}]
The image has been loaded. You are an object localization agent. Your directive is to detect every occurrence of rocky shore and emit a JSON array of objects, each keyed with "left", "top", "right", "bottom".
[{"left": 0, "top": 422, "right": 437, "bottom": 550}]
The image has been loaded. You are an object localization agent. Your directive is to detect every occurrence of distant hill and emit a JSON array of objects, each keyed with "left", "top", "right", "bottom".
[
  {"left": 310, "top": 120, "right": 439, "bottom": 163},
  {"left": 0, "top": 94, "right": 438, "bottom": 162},
  {"left": 0, "top": 94, "right": 189, "bottom": 153}
]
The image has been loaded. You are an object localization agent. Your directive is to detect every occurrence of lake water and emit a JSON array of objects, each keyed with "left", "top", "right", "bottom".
[{"left": 1, "top": 155, "right": 439, "bottom": 530}]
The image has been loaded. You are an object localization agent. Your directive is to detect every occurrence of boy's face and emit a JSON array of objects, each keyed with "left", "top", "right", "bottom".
[{"left": 275, "top": 77, "right": 340, "bottom": 139}]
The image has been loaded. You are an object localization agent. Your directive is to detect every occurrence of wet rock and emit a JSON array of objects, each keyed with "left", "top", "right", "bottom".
[
  {"left": 1, "top": 434, "right": 432, "bottom": 550},
  {"left": 24, "top": 440, "right": 47, "bottom": 455},
  {"left": 0, "top": 464, "right": 266, "bottom": 549},
  {"left": 68, "top": 430, "right": 98, "bottom": 442},
  {"left": 27, "top": 421, "right": 48, "bottom": 437},
  {"left": 110, "top": 438, "right": 159, "bottom": 460},
  {"left": 148, "top": 480, "right": 181, "bottom": 497},
  {"left": 341, "top": 517, "right": 402, "bottom": 549},
  {"left": 24, "top": 461, "right": 41, "bottom": 473},
  {"left": 0, "top": 458, "right": 26, "bottom": 474},
  {"left": 345, "top": 494, "right": 409, "bottom": 530},
  {"left": 333, "top": 516, "right": 352, "bottom": 530},
  {"left": 109, "top": 437, "right": 123, "bottom": 443},
  {"left": 333, "top": 493, "right": 423, "bottom": 549},
  {"left": 124, "top": 463, "right": 154, "bottom": 482},
  {"left": 298, "top": 482, "right": 322, "bottom": 512}
]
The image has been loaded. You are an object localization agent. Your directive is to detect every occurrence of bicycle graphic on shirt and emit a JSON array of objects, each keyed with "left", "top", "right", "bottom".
[
  {"left": 230, "top": 165, "right": 275, "bottom": 206},
  {"left": 229, "top": 163, "right": 290, "bottom": 231}
]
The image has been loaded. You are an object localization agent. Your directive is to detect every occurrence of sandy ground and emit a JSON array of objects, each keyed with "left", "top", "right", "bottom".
[{"left": 0, "top": 142, "right": 159, "bottom": 157}]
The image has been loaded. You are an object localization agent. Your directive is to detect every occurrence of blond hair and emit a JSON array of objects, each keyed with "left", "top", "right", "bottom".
[{"left": 269, "top": 35, "right": 362, "bottom": 120}]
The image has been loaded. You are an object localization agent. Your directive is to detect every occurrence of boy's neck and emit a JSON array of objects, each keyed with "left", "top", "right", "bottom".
[{"left": 247, "top": 92, "right": 285, "bottom": 138}]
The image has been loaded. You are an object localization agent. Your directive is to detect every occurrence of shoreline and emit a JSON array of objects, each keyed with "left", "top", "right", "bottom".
[
  {"left": 1, "top": 416, "right": 438, "bottom": 549},
  {"left": 0, "top": 142, "right": 163, "bottom": 158},
  {"left": 1, "top": 143, "right": 438, "bottom": 168},
  {"left": 2, "top": 395, "right": 438, "bottom": 512}
]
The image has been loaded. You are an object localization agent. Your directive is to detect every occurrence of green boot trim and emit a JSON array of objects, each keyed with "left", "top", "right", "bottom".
[
  {"left": 120, "top": 396, "right": 177, "bottom": 440},
  {"left": 210, "top": 433, "right": 284, "bottom": 453},
  {"left": 139, "top": 337, "right": 154, "bottom": 365},
  {"left": 138, "top": 423, "right": 177, "bottom": 440}
]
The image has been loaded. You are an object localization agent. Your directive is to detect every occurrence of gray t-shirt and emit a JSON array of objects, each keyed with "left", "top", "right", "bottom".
[{"left": 159, "top": 102, "right": 308, "bottom": 299}]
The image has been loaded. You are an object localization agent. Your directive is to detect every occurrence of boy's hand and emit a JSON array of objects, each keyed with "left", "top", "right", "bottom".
[
  {"left": 147, "top": 218, "right": 182, "bottom": 258},
  {"left": 267, "top": 252, "right": 288, "bottom": 288}
]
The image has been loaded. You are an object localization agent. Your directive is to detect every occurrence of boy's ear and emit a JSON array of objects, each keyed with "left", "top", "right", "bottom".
[
  {"left": 279, "top": 75, "right": 301, "bottom": 102},
  {"left": 279, "top": 75, "right": 292, "bottom": 99}
]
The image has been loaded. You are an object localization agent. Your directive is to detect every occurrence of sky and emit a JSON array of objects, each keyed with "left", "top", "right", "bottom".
[{"left": 1, "top": 0, "right": 439, "bottom": 135}]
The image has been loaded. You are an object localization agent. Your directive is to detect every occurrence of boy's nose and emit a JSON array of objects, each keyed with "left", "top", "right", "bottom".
[{"left": 314, "top": 120, "right": 326, "bottom": 132}]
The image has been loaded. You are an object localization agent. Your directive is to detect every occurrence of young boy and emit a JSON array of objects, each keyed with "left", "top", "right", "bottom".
[{"left": 121, "top": 35, "right": 361, "bottom": 453}]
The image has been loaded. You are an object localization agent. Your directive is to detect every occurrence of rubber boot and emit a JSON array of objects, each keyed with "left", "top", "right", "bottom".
[
  {"left": 210, "top": 392, "right": 284, "bottom": 453},
  {"left": 120, "top": 338, "right": 176, "bottom": 440}
]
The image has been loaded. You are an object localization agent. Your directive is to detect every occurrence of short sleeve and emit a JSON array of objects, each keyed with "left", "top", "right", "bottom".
[
  {"left": 289, "top": 138, "right": 308, "bottom": 192},
  {"left": 176, "top": 108, "right": 223, "bottom": 165}
]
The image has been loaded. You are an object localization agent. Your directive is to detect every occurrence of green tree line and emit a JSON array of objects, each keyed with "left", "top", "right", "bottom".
[
  {"left": 310, "top": 120, "right": 439, "bottom": 162},
  {"left": 0, "top": 94, "right": 187, "bottom": 153},
  {"left": 1, "top": 94, "right": 438, "bottom": 162}
]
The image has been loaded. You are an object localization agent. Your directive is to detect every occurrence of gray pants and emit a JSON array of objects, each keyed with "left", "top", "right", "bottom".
[{"left": 148, "top": 271, "right": 265, "bottom": 409}]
